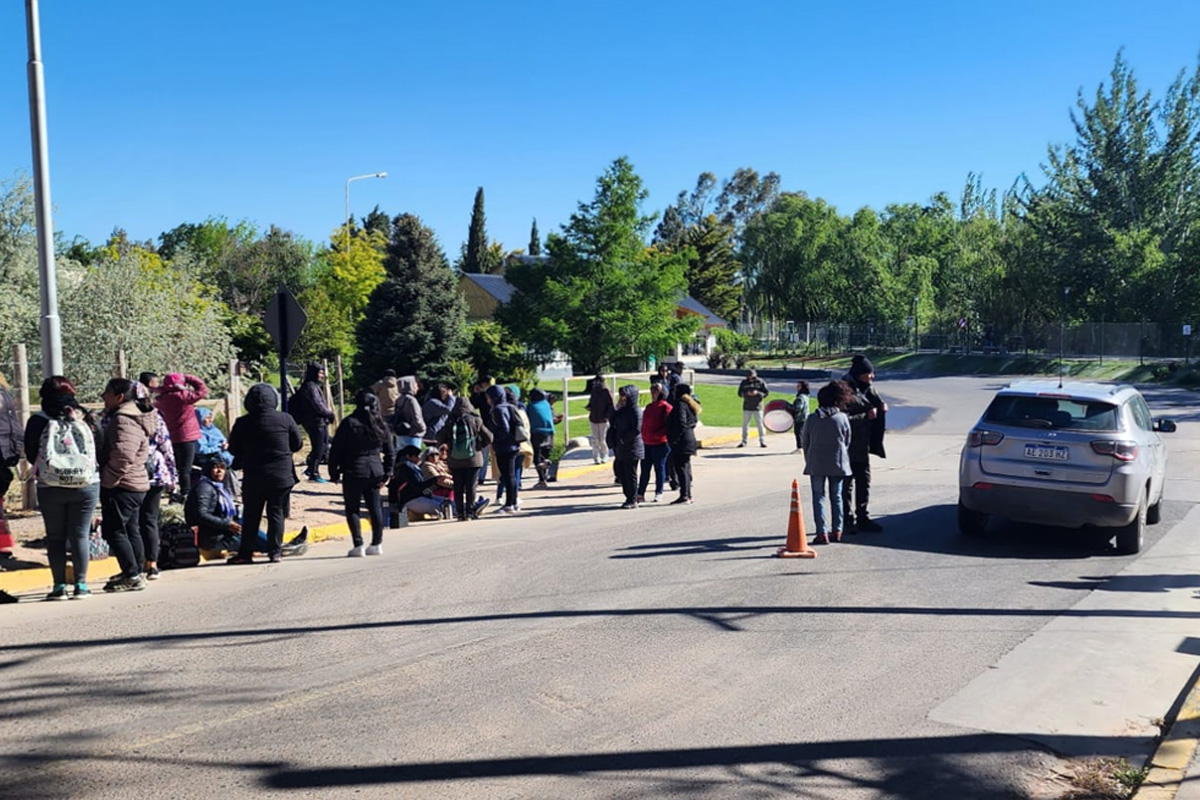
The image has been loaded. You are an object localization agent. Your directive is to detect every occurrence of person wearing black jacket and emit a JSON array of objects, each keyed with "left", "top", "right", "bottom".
[
  {"left": 610, "top": 385, "right": 644, "bottom": 509},
  {"left": 328, "top": 390, "right": 395, "bottom": 556},
  {"left": 666, "top": 383, "right": 701, "bottom": 505},
  {"left": 293, "top": 362, "right": 335, "bottom": 483},
  {"left": 840, "top": 355, "right": 888, "bottom": 533},
  {"left": 485, "top": 384, "right": 523, "bottom": 514},
  {"left": 737, "top": 369, "right": 770, "bottom": 448},
  {"left": 227, "top": 383, "right": 303, "bottom": 563}
]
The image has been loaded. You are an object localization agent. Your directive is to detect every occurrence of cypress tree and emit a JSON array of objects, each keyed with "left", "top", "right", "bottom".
[
  {"left": 463, "top": 187, "right": 487, "bottom": 273},
  {"left": 355, "top": 213, "right": 468, "bottom": 384},
  {"left": 529, "top": 218, "right": 541, "bottom": 256}
]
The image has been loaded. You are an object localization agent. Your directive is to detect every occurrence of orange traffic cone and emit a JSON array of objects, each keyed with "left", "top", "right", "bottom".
[{"left": 776, "top": 479, "right": 817, "bottom": 559}]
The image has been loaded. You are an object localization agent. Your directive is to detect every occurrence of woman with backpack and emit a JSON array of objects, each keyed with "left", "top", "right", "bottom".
[
  {"left": 24, "top": 377, "right": 102, "bottom": 600},
  {"left": 98, "top": 377, "right": 158, "bottom": 592},
  {"left": 437, "top": 396, "right": 492, "bottom": 521},
  {"left": 327, "top": 390, "right": 394, "bottom": 556},
  {"left": 138, "top": 381, "right": 178, "bottom": 581}
]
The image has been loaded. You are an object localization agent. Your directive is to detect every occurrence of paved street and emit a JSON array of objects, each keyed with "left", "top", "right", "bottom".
[{"left": 1, "top": 375, "right": 1198, "bottom": 799}]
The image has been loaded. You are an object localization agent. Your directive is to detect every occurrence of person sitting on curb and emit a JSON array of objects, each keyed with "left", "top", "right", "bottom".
[
  {"left": 420, "top": 446, "right": 456, "bottom": 506},
  {"left": 392, "top": 445, "right": 448, "bottom": 520},
  {"left": 187, "top": 460, "right": 307, "bottom": 557}
]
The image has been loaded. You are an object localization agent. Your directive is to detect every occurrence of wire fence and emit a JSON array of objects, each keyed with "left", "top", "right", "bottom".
[{"left": 745, "top": 321, "right": 1198, "bottom": 361}]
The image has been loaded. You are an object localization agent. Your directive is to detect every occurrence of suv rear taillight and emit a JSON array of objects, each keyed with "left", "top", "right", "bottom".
[
  {"left": 967, "top": 429, "right": 1004, "bottom": 447},
  {"left": 1091, "top": 440, "right": 1138, "bottom": 461}
]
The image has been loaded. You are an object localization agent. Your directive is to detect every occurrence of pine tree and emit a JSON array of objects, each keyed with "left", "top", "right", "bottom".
[
  {"left": 529, "top": 218, "right": 541, "bottom": 256},
  {"left": 462, "top": 187, "right": 487, "bottom": 273},
  {"left": 355, "top": 214, "right": 468, "bottom": 384},
  {"left": 686, "top": 215, "right": 742, "bottom": 324}
]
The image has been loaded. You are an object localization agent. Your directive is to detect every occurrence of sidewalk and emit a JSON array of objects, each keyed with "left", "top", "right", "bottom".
[{"left": 2, "top": 426, "right": 751, "bottom": 599}]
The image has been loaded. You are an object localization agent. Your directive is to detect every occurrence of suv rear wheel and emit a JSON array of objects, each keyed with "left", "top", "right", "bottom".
[
  {"left": 1147, "top": 493, "right": 1163, "bottom": 525},
  {"left": 1115, "top": 492, "right": 1146, "bottom": 555},
  {"left": 958, "top": 502, "right": 988, "bottom": 536}
]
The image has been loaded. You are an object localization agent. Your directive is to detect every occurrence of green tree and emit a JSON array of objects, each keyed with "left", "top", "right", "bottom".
[
  {"left": 684, "top": 215, "right": 741, "bottom": 323},
  {"left": 461, "top": 187, "right": 488, "bottom": 274},
  {"left": 0, "top": 175, "right": 43, "bottom": 361},
  {"left": 355, "top": 213, "right": 468, "bottom": 385},
  {"left": 528, "top": 218, "right": 541, "bottom": 256},
  {"left": 499, "top": 157, "right": 697, "bottom": 374},
  {"left": 466, "top": 319, "right": 536, "bottom": 380}
]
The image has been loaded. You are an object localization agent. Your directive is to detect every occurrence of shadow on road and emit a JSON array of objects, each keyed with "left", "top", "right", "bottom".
[{"left": 611, "top": 535, "right": 782, "bottom": 559}]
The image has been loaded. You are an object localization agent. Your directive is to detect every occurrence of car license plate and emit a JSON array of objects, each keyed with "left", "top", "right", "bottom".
[{"left": 1024, "top": 444, "right": 1069, "bottom": 461}]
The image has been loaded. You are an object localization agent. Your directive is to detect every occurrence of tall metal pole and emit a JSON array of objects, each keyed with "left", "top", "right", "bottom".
[{"left": 25, "top": 0, "right": 63, "bottom": 378}]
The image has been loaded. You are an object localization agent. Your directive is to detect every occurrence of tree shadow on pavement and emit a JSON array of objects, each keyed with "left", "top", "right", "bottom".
[
  {"left": 1029, "top": 573, "right": 1200, "bottom": 593},
  {"left": 611, "top": 535, "right": 782, "bottom": 559}
]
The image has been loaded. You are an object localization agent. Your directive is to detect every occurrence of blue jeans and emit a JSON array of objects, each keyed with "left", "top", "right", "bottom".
[
  {"left": 809, "top": 475, "right": 844, "bottom": 535},
  {"left": 638, "top": 443, "right": 670, "bottom": 497}
]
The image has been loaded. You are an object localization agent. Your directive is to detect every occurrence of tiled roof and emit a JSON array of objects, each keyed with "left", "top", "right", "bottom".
[{"left": 460, "top": 273, "right": 515, "bottom": 305}]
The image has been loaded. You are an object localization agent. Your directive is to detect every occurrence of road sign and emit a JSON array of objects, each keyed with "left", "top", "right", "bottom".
[
  {"left": 264, "top": 285, "right": 307, "bottom": 358},
  {"left": 1185, "top": 324, "right": 1193, "bottom": 337}
]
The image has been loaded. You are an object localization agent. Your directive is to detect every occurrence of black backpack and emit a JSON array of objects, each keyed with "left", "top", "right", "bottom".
[{"left": 159, "top": 522, "right": 201, "bottom": 569}]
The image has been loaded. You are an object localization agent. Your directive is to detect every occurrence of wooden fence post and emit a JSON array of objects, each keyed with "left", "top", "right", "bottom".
[{"left": 114, "top": 349, "right": 127, "bottom": 379}]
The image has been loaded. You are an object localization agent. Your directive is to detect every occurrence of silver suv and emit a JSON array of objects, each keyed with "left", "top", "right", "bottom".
[{"left": 958, "top": 380, "right": 1176, "bottom": 553}]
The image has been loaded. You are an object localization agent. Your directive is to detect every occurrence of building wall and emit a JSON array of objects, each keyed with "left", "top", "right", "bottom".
[{"left": 457, "top": 278, "right": 500, "bottom": 322}]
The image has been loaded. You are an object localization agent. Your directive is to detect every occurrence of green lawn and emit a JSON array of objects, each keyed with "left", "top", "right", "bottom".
[{"left": 549, "top": 378, "right": 808, "bottom": 446}]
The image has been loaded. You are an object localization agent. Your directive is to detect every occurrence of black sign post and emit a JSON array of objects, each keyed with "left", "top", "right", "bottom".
[{"left": 264, "top": 285, "right": 308, "bottom": 413}]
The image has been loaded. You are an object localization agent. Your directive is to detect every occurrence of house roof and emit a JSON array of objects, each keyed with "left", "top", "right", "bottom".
[
  {"left": 459, "top": 273, "right": 515, "bottom": 305},
  {"left": 677, "top": 294, "right": 728, "bottom": 328}
]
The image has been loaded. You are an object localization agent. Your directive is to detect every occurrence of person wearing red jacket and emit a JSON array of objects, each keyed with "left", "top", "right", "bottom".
[
  {"left": 636, "top": 383, "right": 673, "bottom": 503},
  {"left": 153, "top": 373, "right": 208, "bottom": 501}
]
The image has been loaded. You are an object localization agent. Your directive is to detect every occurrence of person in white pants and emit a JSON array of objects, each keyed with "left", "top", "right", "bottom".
[
  {"left": 585, "top": 376, "right": 615, "bottom": 464},
  {"left": 737, "top": 368, "right": 770, "bottom": 448}
]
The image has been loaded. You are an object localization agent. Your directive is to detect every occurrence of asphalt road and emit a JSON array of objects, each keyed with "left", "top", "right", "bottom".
[{"left": 2, "top": 375, "right": 1198, "bottom": 799}]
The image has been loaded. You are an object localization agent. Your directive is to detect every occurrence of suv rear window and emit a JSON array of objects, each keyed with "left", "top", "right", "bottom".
[{"left": 984, "top": 395, "right": 1120, "bottom": 432}]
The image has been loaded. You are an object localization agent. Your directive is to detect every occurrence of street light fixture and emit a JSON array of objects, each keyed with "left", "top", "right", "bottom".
[{"left": 344, "top": 172, "right": 387, "bottom": 250}]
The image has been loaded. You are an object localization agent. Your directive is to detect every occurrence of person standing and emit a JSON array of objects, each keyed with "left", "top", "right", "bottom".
[
  {"left": 525, "top": 388, "right": 555, "bottom": 489},
  {"left": 293, "top": 362, "right": 335, "bottom": 483},
  {"left": 0, "top": 370, "right": 21, "bottom": 561},
  {"left": 24, "top": 377, "right": 101, "bottom": 600},
  {"left": 585, "top": 375, "right": 614, "bottom": 465},
  {"left": 98, "top": 378, "right": 157, "bottom": 592},
  {"left": 485, "top": 385, "right": 522, "bottom": 514},
  {"left": 803, "top": 381, "right": 853, "bottom": 544},
  {"left": 611, "top": 385, "right": 644, "bottom": 509},
  {"left": 421, "top": 382, "right": 455, "bottom": 447},
  {"left": 390, "top": 376, "right": 426, "bottom": 451},
  {"left": 470, "top": 375, "right": 495, "bottom": 486},
  {"left": 637, "top": 383, "right": 672, "bottom": 503},
  {"left": 840, "top": 355, "right": 888, "bottom": 533},
  {"left": 789, "top": 380, "right": 811, "bottom": 453},
  {"left": 737, "top": 368, "right": 770, "bottom": 448},
  {"left": 666, "top": 383, "right": 701, "bottom": 505},
  {"left": 227, "top": 383, "right": 303, "bottom": 564},
  {"left": 153, "top": 372, "right": 208, "bottom": 500},
  {"left": 438, "top": 396, "right": 492, "bottom": 521},
  {"left": 371, "top": 369, "right": 401, "bottom": 421},
  {"left": 139, "top": 382, "right": 178, "bottom": 580},
  {"left": 328, "top": 390, "right": 394, "bottom": 557}
]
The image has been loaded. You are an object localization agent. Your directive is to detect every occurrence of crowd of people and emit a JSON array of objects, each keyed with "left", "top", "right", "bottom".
[{"left": 0, "top": 354, "right": 888, "bottom": 603}]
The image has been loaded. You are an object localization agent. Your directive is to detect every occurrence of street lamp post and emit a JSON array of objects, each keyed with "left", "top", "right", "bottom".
[
  {"left": 25, "top": 0, "right": 63, "bottom": 377},
  {"left": 912, "top": 295, "right": 919, "bottom": 353},
  {"left": 344, "top": 172, "right": 387, "bottom": 251}
]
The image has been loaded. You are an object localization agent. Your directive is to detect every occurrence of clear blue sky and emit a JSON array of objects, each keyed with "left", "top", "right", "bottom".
[{"left": 2, "top": 1, "right": 1198, "bottom": 256}]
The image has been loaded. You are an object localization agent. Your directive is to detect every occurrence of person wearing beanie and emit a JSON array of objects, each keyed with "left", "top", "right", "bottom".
[{"left": 840, "top": 354, "right": 888, "bottom": 533}]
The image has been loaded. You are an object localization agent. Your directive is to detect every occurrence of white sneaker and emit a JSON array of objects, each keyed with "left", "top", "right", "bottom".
[
  {"left": 365, "top": 544, "right": 382, "bottom": 556},
  {"left": 347, "top": 545, "right": 365, "bottom": 557},
  {"left": 653, "top": 493, "right": 662, "bottom": 503},
  {"left": 497, "top": 505, "right": 514, "bottom": 514}
]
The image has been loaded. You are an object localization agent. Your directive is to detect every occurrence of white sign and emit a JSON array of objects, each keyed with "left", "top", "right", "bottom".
[{"left": 1186, "top": 325, "right": 1193, "bottom": 337}]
